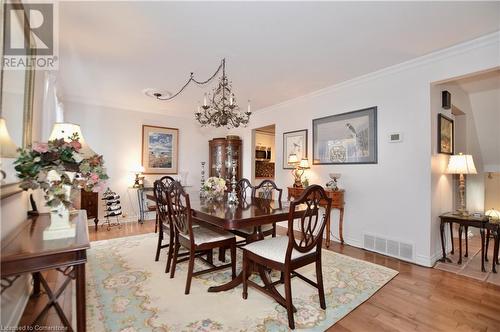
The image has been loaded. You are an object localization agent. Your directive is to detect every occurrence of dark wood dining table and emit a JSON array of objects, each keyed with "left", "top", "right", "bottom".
[{"left": 147, "top": 190, "right": 306, "bottom": 293}]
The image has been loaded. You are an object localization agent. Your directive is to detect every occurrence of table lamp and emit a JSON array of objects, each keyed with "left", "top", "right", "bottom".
[
  {"left": 132, "top": 165, "right": 145, "bottom": 188},
  {"left": 0, "top": 117, "right": 18, "bottom": 180},
  {"left": 446, "top": 153, "right": 477, "bottom": 216},
  {"left": 49, "top": 122, "right": 96, "bottom": 158}
]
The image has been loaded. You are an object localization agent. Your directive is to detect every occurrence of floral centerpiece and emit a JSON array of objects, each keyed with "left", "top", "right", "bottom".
[
  {"left": 201, "top": 177, "right": 226, "bottom": 201},
  {"left": 14, "top": 133, "right": 109, "bottom": 239}
]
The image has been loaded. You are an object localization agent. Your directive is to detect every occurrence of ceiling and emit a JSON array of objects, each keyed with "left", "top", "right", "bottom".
[
  {"left": 58, "top": 1, "right": 500, "bottom": 117},
  {"left": 456, "top": 69, "right": 500, "bottom": 94}
]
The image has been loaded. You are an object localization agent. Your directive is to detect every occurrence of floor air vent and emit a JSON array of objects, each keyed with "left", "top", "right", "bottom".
[{"left": 363, "top": 234, "right": 414, "bottom": 262}]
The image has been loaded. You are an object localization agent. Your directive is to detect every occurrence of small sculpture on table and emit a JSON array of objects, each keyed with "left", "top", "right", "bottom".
[{"left": 326, "top": 173, "right": 341, "bottom": 191}]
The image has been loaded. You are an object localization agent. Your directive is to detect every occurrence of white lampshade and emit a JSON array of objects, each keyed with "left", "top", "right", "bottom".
[
  {"left": 299, "top": 158, "right": 310, "bottom": 169},
  {"left": 0, "top": 117, "right": 18, "bottom": 158},
  {"left": 49, "top": 122, "right": 96, "bottom": 158},
  {"left": 288, "top": 154, "right": 299, "bottom": 164},
  {"left": 486, "top": 209, "right": 500, "bottom": 220},
  {"left": 446, "top": 153, "right": 477, "bottom": 175}
]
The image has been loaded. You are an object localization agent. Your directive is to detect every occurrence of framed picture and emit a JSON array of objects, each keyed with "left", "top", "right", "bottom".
[
  {"left": 142, "top": 125, "right": 179, "bottom": 174},
  {"left": 313, "top": 107, "right": 377, "bottom": 165},
  {"left": 438, "top": 113, "right": 454, "bottom": 154},
  {"left": 283, "top": 129, "right": 308, "bottom": 169}
]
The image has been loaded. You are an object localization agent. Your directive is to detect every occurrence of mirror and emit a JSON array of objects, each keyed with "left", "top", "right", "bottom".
[{"left": 0, "top": 2, "right": 35, "bottom": 191}]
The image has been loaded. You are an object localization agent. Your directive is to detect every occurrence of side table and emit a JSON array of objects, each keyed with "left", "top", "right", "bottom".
[
  {"left": 288, "top": 187, "right": 345, "bottom": 246},
  {"left": 439, "top": 213, "right": 489, "bottom": 272}
]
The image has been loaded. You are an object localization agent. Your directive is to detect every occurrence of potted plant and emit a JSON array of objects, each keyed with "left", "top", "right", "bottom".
[{"left": 14, "top": 133, "right": 109, "bottom": 239}]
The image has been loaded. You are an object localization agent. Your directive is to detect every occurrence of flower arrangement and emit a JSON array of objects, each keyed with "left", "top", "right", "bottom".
[
  {"left": 202, "top": 176, "right": 226, "bottom": 200},
  {"left": 14, "top": 133, "right": 109, "bottom": 209}
]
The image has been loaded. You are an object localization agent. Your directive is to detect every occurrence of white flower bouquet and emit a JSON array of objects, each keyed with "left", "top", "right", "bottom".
[{"left": 202, "top": 177, "right": 226, "bottom": 201}]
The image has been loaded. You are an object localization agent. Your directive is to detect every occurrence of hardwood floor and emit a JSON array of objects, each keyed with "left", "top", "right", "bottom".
[{"left": 19, "top": 220, "right": 500, "bottom": 331}]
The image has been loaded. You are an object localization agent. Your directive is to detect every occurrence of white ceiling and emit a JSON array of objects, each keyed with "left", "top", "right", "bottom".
[{"left": 58, "top": 1, "right": 500, "bottom": 117}]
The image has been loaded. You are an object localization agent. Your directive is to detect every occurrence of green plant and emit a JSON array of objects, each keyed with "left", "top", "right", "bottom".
[{"left": 14, "top": 134, "right": 109, "bottom": 209}]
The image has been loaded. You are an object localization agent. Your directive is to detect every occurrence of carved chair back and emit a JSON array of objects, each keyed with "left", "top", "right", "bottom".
[
  {"left": 159, "top": 175, "right": 175, "bottom": 188},
  {"left": 253, "top": 179, "right": 282, "bottom": 201},
  {"left": 166, "top": 181, "right": 194, "bottom": 245},
  {"left": 153, "top": 180, "right": 170, "bottom": 233},
  {"left": 236, "top": 178, "right": 253, "bottom": 200},
  {"left": 286, "top": 185, "right": 331, "bottom": 261}
]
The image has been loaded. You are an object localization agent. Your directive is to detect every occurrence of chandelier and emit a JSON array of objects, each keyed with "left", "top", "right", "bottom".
[{"left": 151, "top": 59, "right": 251, "bottom": 129}]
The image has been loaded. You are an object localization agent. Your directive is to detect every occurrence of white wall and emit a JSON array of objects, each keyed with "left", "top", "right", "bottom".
[
  {"left": 233, "top": 32, "right": 500, "bottom": 267},
  {"left": 469, "top": 87, "right": 500, "bottom": 172},
  {"left": 64, "top": 101, "right": 226, "bottom": 220}
]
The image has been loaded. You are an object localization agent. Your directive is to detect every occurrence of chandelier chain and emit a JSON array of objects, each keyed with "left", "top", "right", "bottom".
[{"left": 155, "top": 60, "right": 225, "bottom": 101}]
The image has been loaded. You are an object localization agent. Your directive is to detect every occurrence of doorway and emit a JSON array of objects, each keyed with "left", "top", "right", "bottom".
[{"left": 252, "top": 125, "right": 276, "bottom": 185}]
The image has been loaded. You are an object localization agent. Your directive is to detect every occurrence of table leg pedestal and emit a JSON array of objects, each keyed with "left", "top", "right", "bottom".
[
  {"left": 76, "top": 263, "right": 86, "bottom": 332},
  {"left": 480, "top": 228, "right": 486, "bottom": 272},
  {"left": 458, "top": 225, "right": 463, "bottom": 265},
  {"left": 439, "top": 220, "right": 452, "bottom": 263}
]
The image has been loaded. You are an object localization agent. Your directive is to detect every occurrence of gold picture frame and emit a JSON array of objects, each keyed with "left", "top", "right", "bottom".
[{"left": 142, "top": 125, "right": 179, "bottom": 174}]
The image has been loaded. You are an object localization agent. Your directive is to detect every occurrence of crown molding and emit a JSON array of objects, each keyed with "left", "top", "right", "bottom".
[
  {"left": 256, "top": 31, "right": 500, "bottom": 114},
  {"left": 61, "top": 95, "right": 194, "bottom": 119}
]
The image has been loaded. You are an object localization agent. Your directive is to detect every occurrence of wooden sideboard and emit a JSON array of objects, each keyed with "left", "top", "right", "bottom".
[
  {"left": 287, "top": 187, "right": 345, "bottom": 247},
  {"left": 1, "top": 211, "right": 90, "bottom": 331},
  {"left": 81, "top": 189, "right": 99, "bottom": 230}
]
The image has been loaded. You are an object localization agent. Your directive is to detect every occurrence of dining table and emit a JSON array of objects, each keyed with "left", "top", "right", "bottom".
[{"left": 147, "top": 190, "right": 308, "bottom": 294}]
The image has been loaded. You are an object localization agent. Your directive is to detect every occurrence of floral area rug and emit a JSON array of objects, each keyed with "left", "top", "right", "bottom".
[{"left": 87, "top": 233, "right": 397, "bottom": 331}]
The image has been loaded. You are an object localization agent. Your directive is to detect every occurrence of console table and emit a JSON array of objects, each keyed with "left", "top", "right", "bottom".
[
  {"left": 439, "top": 212, "right": 489, "bottom": 272},
  {"left": 287, "top": 187, "right": 345, "bottom": 246},
  {"left": 1, "top": 211, "right": 90, "bottom": 331}
]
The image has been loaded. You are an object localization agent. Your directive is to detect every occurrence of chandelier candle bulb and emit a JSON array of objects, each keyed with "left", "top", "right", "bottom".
[{"left": 204, "top": 93, "right": 207, "bottom": 106}]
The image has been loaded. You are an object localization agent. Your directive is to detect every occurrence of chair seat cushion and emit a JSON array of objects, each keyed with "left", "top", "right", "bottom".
[
  {"left": 243, "top": 236, "right": 314, "bottom": 263},
  {"left": 180, "top": 226, "right": 235, "bottom": 245},
  {"left": 237, "top": 224, "right": 274, "bottom": 235}
]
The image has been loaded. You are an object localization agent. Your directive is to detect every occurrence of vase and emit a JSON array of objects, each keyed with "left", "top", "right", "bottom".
[
  {"left": 204, "top": 190, "right": 224, "bottom": 202},
  {"left": 43, "top": 184, "right": 76, "bottom": 240}
]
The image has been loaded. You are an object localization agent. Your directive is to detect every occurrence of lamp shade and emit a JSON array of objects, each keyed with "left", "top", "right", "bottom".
[
  {"left": 49, "top": 122, "right": 96, "bottom": 158},
  {"left": 0, "top": 117, "right": 18, "bottom": 158},
  {"left": 299, "top": 158, "right": 310, "bottom": 169},
  {"left": 288, "top": 154, "right": 299, "bottom": 164},
  {"left": 486, "top": 209, "right": 500, "bottom": 220},
  {"left": 446, "top": 153, "right": 477, "bottom": 175}
]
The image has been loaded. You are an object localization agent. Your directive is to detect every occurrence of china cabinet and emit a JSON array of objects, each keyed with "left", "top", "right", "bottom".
[{"left": 209, "top": 137, "right": 242, "bottom": 182}]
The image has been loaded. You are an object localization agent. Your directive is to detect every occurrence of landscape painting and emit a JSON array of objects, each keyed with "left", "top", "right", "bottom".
[
  {"left": 313, "top": 107, "right": 377, "bottom": 164},
  {"left": 142, "top": 125, "right": 178, "bottom": 174}
]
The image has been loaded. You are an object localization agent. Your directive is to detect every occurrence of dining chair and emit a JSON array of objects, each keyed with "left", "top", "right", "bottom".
[
  {"left": 154, "top": 176, "right": 175, "bottom": 233},
  {"left": 153, "top": 179, "right": 174, "bottom": 272},
  {"left": 167, "top": 181, "right": 237, "bottom": 294},
  {"left": 241, "top": 184, "right": 331, "bottom": 329},
  {"left": 229, "top": 178, "right": 278, "bottom": 245},
  {"left": 251, "top": 179, "right": 282, "bottom": 237}
]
